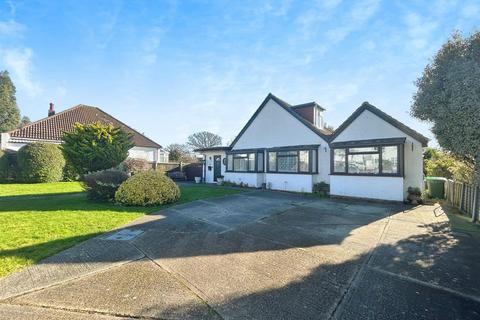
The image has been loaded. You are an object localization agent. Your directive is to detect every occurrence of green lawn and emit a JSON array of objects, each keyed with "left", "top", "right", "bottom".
[
  {"left": 0, "top": 181, "right": 84, "bottom": 197},
  {"left": 0, "top": 182, "right": 242, "bottom": 277}
]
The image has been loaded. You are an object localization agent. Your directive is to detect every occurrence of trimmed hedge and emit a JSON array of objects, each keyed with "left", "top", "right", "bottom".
[
  {"left": 83, "top": 170, "right": 129, "bottom": 201},
  {"left": 115, "top": 171, "right": 180, "bottom": 206},
  {"left": 0, "top": 150, "right": 8, "bottom": 181},
  {"left": 17, "top": 143, "right": 66, "bottom": 183}
]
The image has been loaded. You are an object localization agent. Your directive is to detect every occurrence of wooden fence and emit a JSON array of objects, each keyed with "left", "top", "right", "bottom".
[
  {"left": 155, "top": 162, "right": 202, "bottom": 181},
  {"left": 445, "top": 179, "right": 479, "bottom": 222}
]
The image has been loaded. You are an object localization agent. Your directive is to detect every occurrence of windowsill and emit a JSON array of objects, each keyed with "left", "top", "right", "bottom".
[
  {"left": 225, "top": 171, "right": 263, "bottom": 173},
  {"left": 330, "top": 172, "right": 403, "bottom": 178},
  {"left": 266, "top": 171, "right": 318, "bottom": 175}
]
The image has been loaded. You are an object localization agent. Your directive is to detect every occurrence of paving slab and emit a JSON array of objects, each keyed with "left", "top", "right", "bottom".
[
  {"left": 334, "top": 267, "right": 480, "bottom": 320},
  {"left": 9, "top": 258, "right": 219, "bottom": 319},
  {"left": 0, "top": 303, "right": 129, "bottom": 320},
  {"left": 0, "top": 237, "right": 144, "bottom": 301}
]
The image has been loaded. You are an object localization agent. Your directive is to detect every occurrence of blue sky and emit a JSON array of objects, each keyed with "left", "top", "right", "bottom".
[{"left": 0, "top": 0, "right": 479, "bottom": 147}]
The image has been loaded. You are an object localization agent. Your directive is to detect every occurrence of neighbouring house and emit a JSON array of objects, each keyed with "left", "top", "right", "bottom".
[
  {"left": 1, "top": 103, "right": 169, "bottom": 166},
  {"left": 196, "top": 93, "right": 428, "bottom": 202}
]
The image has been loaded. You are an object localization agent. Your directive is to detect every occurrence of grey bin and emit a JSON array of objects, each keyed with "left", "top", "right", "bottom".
[{"left": 425, "top": 177, "right": 447, "bottom": 199}]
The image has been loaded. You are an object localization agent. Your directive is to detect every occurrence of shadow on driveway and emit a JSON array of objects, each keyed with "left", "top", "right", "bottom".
[{"left": 1, "top": 191, "right": 479, "bottom": 319}]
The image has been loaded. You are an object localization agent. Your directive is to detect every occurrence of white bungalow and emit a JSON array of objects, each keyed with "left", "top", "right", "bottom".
[
  {"left": 196, "top": 93, "right": 428, "bottom": 202},
  {"left": 1, "top": 103, "right": 169, "bottom": 166}
]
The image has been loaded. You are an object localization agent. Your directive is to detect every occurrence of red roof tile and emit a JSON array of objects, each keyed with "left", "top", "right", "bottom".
[{"left": 9, "top": 105, "right": 162, "bottom": 149}]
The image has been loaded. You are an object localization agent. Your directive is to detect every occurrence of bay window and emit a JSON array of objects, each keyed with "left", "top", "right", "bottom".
[
  {"left": 331, "top": 142, "right": 403, "bottom": 176},
  {"left": 226, "top": 149, "right": 264, "bottom": 172},
  {"left": 267, "top": 145, "right": 318, "bottom": 174}
]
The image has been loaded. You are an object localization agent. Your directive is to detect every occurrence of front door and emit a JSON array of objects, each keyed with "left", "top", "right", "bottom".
[{"left": 213, "top": 155, "right": 222, "bottom": 182}]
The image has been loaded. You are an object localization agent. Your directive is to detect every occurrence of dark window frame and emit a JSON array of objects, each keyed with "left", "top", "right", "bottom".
[
  {"left": 266, "top": 145, "right": 319, "bottom": 175},
  {"left": 226, "top": 148, "right": 265, "bottom": 173},
  {"left": 330, "top": 144, "right": 404, "bottom": 177}
]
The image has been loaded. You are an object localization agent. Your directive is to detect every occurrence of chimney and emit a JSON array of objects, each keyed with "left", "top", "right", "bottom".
[{"left": 48, "top": 102, "right": 55, "bottom": 117}]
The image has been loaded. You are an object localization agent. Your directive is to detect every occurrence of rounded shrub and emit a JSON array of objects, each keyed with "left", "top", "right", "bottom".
[
  {"left": 0, "top": 150, "right": 8, "bottom": 181},
  {"left": 17, "top": 143, "right": 66, "bottom": 183},
  {"left": 115, "top": 171, "right": 180, "bottom": 206},
  {"left": 83, "top": 170, "right": 129, "bottom": 201}
]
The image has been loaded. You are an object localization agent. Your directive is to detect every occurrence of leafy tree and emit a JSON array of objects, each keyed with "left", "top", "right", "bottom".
[
  {"left": 411, "top": 31, "right": 480, "bottom": 186},
  {"left": 18, "top": 116, "right": 30, "bottom": 128},
  {"left": 324, "top": 123, "right": 335, "bottom": 132},
  {"left": 423, "top": 148, "right": 474, "bottom": 183},
  {"left": 0, "top": 71, "right": 20, "bottom": 132},
  {"left": 61, "top": 122, "right": 134, "bottom": 175},
  {"left": 187, "top": 131, "right": 222, "bottom": 149},
  {"left": 166, "top": 143, "right": 192, "bottom": 162}
]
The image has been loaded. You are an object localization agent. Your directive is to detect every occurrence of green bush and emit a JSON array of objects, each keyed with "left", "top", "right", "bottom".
[
  {"left": 115, "top": 171, "right": 180, "bottom": 206},
  {"left": 0, "top": 150, "right": 8, "bottom": 181},
  {"left": 83, "top": 170, "right": 129, "bottom": 201},
  {"left": 17, "top": 143, "right": 66, "bottom": 183},
  {"left": 313, "top": 182, "right": 330, "bottom": 196}
]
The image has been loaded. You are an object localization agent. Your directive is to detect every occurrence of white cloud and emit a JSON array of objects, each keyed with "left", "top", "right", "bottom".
[
  {"left": 1, "top": 48, "right": 42, "bottom": 96},
  {"left": 0, "top": 19, "right": 25, "bottom": 36},
  {"left": 326, "top": 0, "right": 380, "bottom": 43},
  {"left": 141, "top": 27, "right": 163, "bottom": 66},
  {"left": 404, "top": 12, "right": 438, "bottom": 50}
]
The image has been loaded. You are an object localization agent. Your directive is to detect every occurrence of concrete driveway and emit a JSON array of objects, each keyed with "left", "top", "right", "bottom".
[{"left": 1, "top": 190, "right": 480, "bottom": 319}]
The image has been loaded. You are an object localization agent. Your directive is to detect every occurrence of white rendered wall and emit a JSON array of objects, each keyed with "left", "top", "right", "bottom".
[
  {"left": 266, "top": 173, "right": 313, "bottom": 193},
  {"left": 128, "top": 146, "right": 158, "bottom": 162},
  {"left": 224, "top": 172, "right": 262, "bottom": 188},
  {"left": 232, "top": 99, "right": 328, "bottom": 149},
  {"left": 330, "top": 175, "right": 404, "bottom": 201},
  {"left": 403, "top": 140, "right": 424, "bottom": 195}
]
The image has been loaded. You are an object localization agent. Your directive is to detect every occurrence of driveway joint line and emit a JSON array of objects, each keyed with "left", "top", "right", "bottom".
[
  {"left": 368, "top": 267, "right": 480, "bottom": 303},
  {"left": 129, "top": 242, "right": 225, "bottom": 320},
  {"left": 0, "top": 300, "right": 167, "bottom": 320},
  {"left": 329, "top": 213, "right": 392, "bottom": 319},
  {"left": 0, "top": 255, "right": 146, "bottom": 303}
]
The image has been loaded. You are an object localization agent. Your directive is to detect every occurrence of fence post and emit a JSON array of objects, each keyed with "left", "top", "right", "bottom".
[{"left": 473, "top": 185, "right": 479, "bottom": 223}]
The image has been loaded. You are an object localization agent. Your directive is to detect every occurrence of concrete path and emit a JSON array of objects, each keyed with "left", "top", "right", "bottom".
[{"left": 1, "top": 190, "right": 479, "bottom": 319}]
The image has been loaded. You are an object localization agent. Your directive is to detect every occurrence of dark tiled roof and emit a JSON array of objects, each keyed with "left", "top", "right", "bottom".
[
  {"left": 330, "top": 102, "right": 429, "bottom": 147},
  {"left": 9, "top": 104, "right": 162, "bottom": 148},
  {"left": 290, "top": 101, "right": 325, "bottom": 111},
  {"left": 194, "top": 146, "right": 232, "bottom": 152}
]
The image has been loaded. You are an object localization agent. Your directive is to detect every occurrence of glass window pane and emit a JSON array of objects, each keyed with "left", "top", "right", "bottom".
[
  {"left": 268, "top": 152, "right": 276, "bottom": 171},
  {"left": 257, "top": 152, "right": 264, "bottom": 172},
  {"left": 233, "top": 156, "right": 248, "bottom": 171},
  {"left": 227, "top": 154, "right": 233, "bottom": 171},
  {"left": 311, "top": 149, "right": 317, "bottom": 172},
  {"left": 349, "top": 147, "right": 378, "bottom": 153},
  {"left": 348, "top": 154, "right": 379, "bottom": 174},
  {"left": 299, "top": 150, "right": 309, "bottom": 172},
  {"left": 277, "top": 150, "right": 297, "bottom": 156},
  {"left": 382, "top": 146, "right": 398, "bottom": 174},
  {"left": 278, "top": 155, "right": 298, "bottom": 172},
  {"left": 248, "top": 153, "right": 256, "bottom": 171},
  {"left": 334, "top": 149, "right": 346, "bottom": 173}
]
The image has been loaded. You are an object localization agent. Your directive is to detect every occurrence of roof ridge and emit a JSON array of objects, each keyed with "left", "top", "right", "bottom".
[
  {"left": 92, "top": 107, "right": 162, "bottom": 149},
  {"left": 229, "top": 93, "right": 330, "bottom": 148},
  {"left": 330, "top": 102, "right": 429, "bottom": 146},
  {"left": 8, "top": 104, "right": 85, "bottom": 134}
]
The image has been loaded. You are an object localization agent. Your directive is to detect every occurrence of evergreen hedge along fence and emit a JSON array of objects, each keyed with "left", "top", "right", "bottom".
[{"left": 445, "top": 179, "right": 479, "bottom": 222}]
